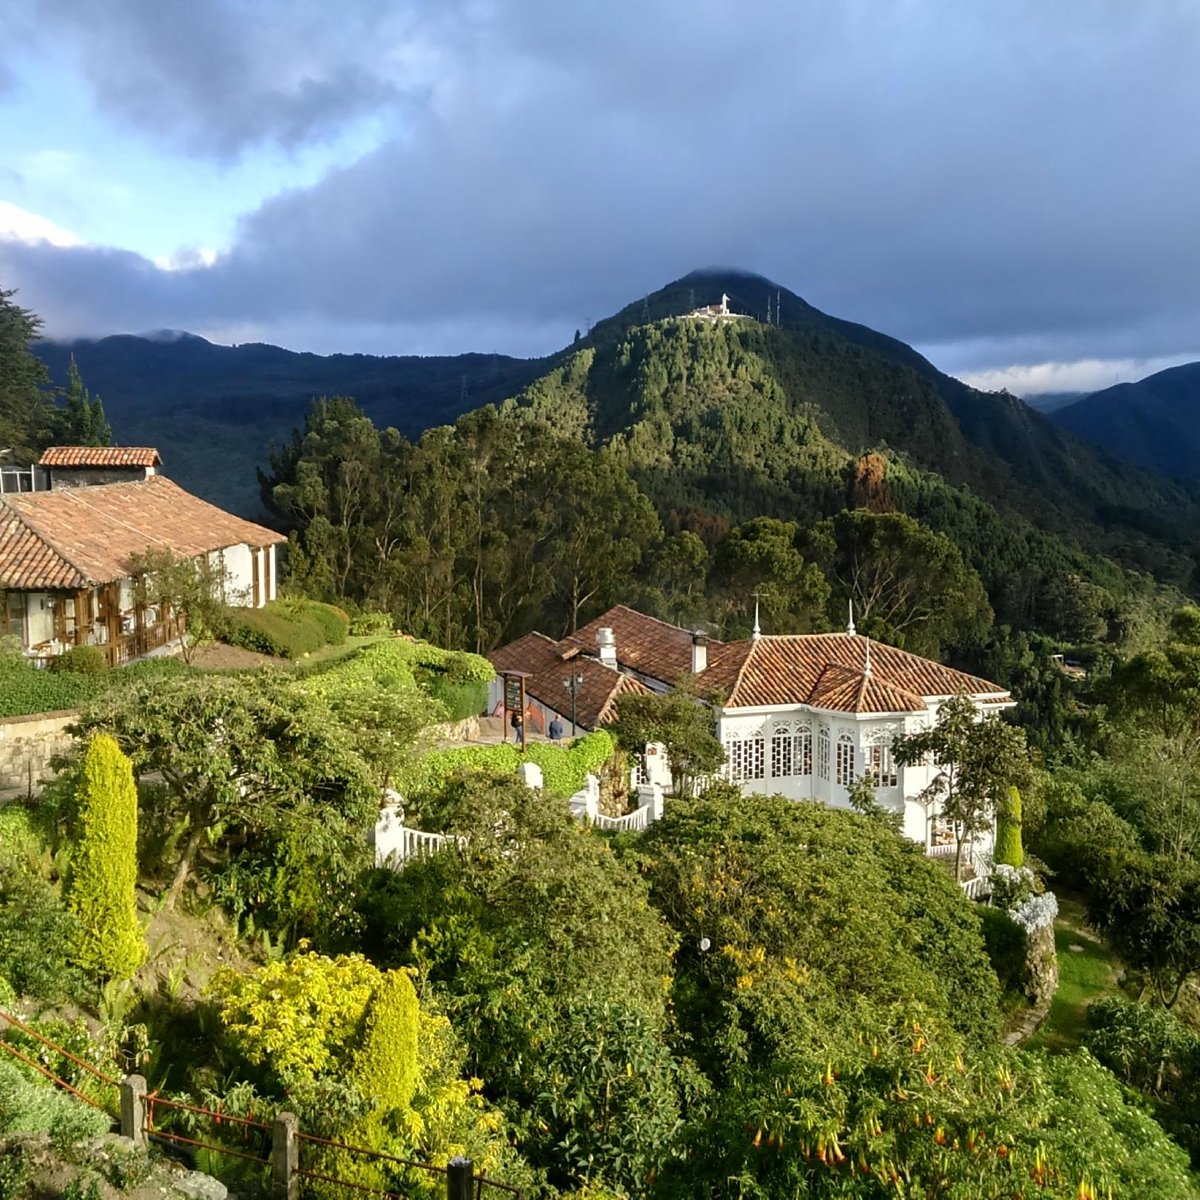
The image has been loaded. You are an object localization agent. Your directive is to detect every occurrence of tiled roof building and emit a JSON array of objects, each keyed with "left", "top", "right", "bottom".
[{"left": 489, "top": 604, "right": 1011, "bottom": 851}]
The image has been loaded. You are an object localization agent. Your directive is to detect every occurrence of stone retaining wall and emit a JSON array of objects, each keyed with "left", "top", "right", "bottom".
[{"left": 0, "top": 711, "right": 78, "bottom": 799}]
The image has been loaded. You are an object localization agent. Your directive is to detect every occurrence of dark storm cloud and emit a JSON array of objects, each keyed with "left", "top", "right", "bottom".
[{"left": 5, "top": 0, "right": 1200, "bottom": 374}]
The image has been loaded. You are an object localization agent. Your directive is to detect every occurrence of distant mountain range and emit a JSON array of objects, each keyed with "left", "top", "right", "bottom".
[
  {"left": 1048, "top": 363, "right": 1200, "bottom": 479},
  {"left": 33, "top": 335, "right": 545, "bottom": 515},
  {"left": 32, "top": 269, "right": 1200, "bottom": 599}
]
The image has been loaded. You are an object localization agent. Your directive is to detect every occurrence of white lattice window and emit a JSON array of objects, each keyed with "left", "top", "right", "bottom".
[
  {"left": 771, "top": 724, "right": 793, "bottom": 778},
  {"left": 816, "top": 726, "right": 830, "bottom": 780},
  {"left": 836, "top": 733, "right": 856, "bottom": 787},
  {"left": 868, "top": 743, "right": 897, "bottom": 787},
  {"left": 795, "top": 725, "right": 812, "bottom": 775},
  {"left": 725, "top": 729, "right": 765, "bottom": 782}
]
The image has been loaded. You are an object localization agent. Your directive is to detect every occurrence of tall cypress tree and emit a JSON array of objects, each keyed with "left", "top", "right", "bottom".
[{"left": 66, "top": 734, "right": 145, "bottom": 982}]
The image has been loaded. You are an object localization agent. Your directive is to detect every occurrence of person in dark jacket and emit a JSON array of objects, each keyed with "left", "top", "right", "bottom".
[{"left": 548, "top": 715, "right": 564, "bottom": 741}]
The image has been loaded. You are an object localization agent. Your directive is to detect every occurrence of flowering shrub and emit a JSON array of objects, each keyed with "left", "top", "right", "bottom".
[
  {"left": 989, "top": 863, "right": 1036, "bottom": 910},
  {"left": 1009, "top": 891, "right": 1059, "bottom": 934}
]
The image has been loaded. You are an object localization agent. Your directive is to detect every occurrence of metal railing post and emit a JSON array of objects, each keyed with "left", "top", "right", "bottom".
[{"left": 447, "top": 1156, "right": 474, "bottom": 1200}]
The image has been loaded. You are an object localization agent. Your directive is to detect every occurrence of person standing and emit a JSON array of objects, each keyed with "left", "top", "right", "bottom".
[
  {"left": 548, "top": 715, "right": 564, "bottom": 741},
  {"left": 510, "top": 708, "right": 523, "bottom": 745}
]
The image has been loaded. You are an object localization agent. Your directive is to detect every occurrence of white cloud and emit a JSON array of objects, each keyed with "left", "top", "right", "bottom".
[
  {"left": 0, "top": 200, "right": 84, "bottom": 248},
  {"left": 959, "top": 353, "right": 1200, "bottom": 396}
]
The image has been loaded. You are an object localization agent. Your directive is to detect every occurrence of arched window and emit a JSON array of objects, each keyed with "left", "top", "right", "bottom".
[
  {"left": 771, "top": 723, "right": 793, "bottom": 778},
  {"left": 795, "top": 722, "right": 812, "bottom": 776},
  {"left": 724, "top": 728, "right": 766, "bottom": 782},
  {"left": 836, "top": 733, "right": 856, "bottom": 787},
  {"left": 816, "top": 726, "right": 831, "bottom": 780}
]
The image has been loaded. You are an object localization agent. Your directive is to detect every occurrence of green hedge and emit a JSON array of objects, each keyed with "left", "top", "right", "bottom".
[
  {"left": 48, "top": 645, "right": 108, "bottom": 675},
  {"left": 277, "top": 598, "right": 350, "bottom": 646},
  {"left": 222, "top": 603, "right": 329, "bottom": 659},
  {"left": 414, "top": 669, "right": 489, "bottom": 722},
  {"left": 0, "top": 660, "right": 103, "bottom": 718},
  {"left": 399, "top": 730, "right": 617, "bottom": 810}
]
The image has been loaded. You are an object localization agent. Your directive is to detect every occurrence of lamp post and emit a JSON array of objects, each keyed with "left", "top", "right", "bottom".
[{"left": 562, "top": 672, "right": 584, "bottom": 737}]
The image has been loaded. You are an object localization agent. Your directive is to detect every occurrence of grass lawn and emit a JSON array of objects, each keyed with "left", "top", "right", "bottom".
[{"left": 1027, "top": 893, "right": 1127, "bottom": 1053}]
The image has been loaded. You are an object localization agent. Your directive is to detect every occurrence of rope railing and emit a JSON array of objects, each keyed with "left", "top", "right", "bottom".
[{"left": 0, "top": 1011, "right": 522, "bottom": 1199}]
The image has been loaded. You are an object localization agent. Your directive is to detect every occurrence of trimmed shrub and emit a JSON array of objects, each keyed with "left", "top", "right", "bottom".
[
  {"left": 279, "top": 599, "right": 349, "bottom": 646},
  {"left": 0, "top": 658, "right": 102, "bottom": 718},
  {"left": 223, "top": 603, "right": 327, "bottom": 658},
  {"left": 994, "top": 785, "right": 1024, "bottom": 868},
  {"left": 49, "top": 645, "right": 108, "bottom": 675},
  {"left": 65, "top": 734, "right": 145, "bottom": 982},
  {"left": 352, "top": 971, "right": 421, "bottom": 1117}
]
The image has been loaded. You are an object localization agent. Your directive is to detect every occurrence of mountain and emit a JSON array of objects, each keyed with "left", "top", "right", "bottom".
[
  {"left": 33, "top": 335, "right": 545, "bottom": 515},
  {"left": 33, "top": 269, "right": 1200, "bottom": 603},
  {"left": 1050, "top": 362, "right": 1200, "bottom": 479},
  {"left": 1023, "top": 391, "right": 1085, "bottom": 414},
  {"left": 509, "top": 269, "right": 1198, "bottom": 593}
]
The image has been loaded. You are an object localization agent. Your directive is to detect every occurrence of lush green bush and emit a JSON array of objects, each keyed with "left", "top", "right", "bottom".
[
  {"left": 49, "top": 645, "right": 108, "bottom": 676},
  {"left": 279, "top": 598, "right": 349, "bottom": 646},
  {"left": 978, "top": 903, "right": 1027, "bottom": 999},
  {"left": 525, "top": 731, "right": 616, "bottom": 798},
  {"left": 413, "top": 669, "right": 489, "bottom": 722},
  {"left": 401, "top": 731, "right": 616, "bottom": 813},
  {"left": 0, "top": 868, "right": 86, "bottom": 1002},
  {"left": 0, "top": 658, "right": 102, "bottom": 718},
  {"left": 222, "top": 603, "right": 328, "bottom": 658},
  {"left": 349, "top": 611, "right": 394, "bottom": 636},
  {"left": 65, "top": 735, "right": 145, "bottom": 982},
  {"left": 0, "top": 1060, "right": 110, "bottom": 1143}
]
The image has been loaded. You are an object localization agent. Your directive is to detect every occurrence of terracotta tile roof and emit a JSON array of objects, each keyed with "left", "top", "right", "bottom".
[
  {"left": 0, "top": 476, "right": 285, "bottom": 591},
  {"left": 804, "top": 663, "right": 929, "bottom": 714},
  {"left": 39, "top": 446, "right": 162, "bottom": 468},
  {"left": 493, "top": 607, "right": 1010, "bottom": 718},
  {"left": 567, "top": 605, "right": 697, "bottom": 683},
  {"left": 488, "top": 629, "right": 653, "bottom": 729},
  {"left": 717, "top": 633, "right": 1007, "bottom": 710}
]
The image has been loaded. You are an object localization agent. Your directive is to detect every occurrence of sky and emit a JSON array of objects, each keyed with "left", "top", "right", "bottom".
[{"left": 1, "top": 1, "right": 1199, "bottom": 394}]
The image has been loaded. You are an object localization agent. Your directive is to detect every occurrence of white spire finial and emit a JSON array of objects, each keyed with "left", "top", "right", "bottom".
[
  {"left": 751, "top": 593, "right": 762, "bottom": 641},
  {"left": 864, "top": 637, "right": 872, "bottom": 678},
  {"left": 847, "top": 600, "right": 856, "bottom": 636}
]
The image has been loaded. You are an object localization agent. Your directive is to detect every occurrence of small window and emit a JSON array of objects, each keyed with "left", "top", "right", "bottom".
[
  {"left": 795, "top": 725, "right": 812, "bottom": 775},
  {"left": 868, "top": 743, "right": 898, "bottom": 788}
]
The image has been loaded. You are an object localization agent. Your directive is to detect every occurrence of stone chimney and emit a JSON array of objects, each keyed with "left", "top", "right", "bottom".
[
  {"left": 597, "top": 626, "right": 617, "bottom": 668},
  {"left": 691, "top": 630, "right": 709, "bottom": 674}
]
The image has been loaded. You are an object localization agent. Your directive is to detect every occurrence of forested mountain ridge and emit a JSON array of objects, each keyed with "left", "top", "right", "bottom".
[
  {"left": 32, "top": 332, "right": 545, "bottom": 514},
  {"left": 558, "top": 270, "right": 1198, "bottom": 582},
  {"left": 1051, "top": 361, "right": 1200, "bottom": 479}
]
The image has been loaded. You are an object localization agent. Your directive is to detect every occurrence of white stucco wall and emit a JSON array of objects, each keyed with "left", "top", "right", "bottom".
[{"left": 219, "top": 544, "right": 255, "bottom": 606}]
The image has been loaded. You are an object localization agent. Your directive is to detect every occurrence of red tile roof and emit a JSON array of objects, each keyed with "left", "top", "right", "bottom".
[
  {"left": 715, "top": 633, "right": 1006, "bottom": 710},
  {"left": 499, "top": 606, "right": 1010, "bottom": 716},
  {"left": 567, "top": 604, "right": 697, "bottom": 681},
  {"left": 0, "top": 476, "right": 285, "bottom": 590},
  {"left": 488, "top": 630, "right": 653, "bottom": 729},
  {"left": 39, "top": 446, "right": 162, "bottom": 468}
]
